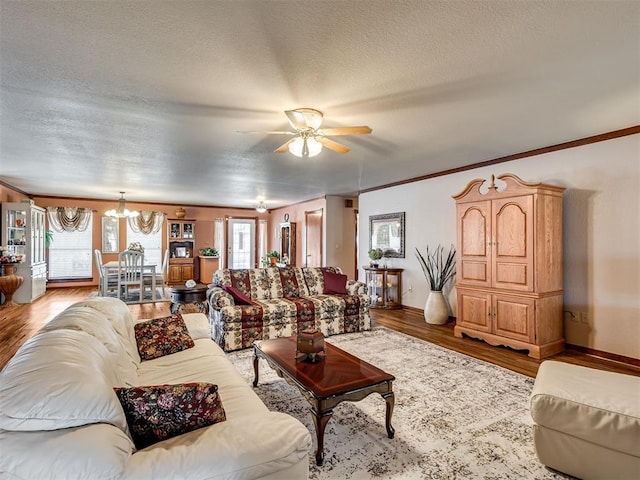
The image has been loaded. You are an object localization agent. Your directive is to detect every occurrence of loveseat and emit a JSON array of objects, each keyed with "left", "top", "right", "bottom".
[
  {"left": 0, "top": 297, "right": 311, "bottom": 479},
  {"left": 208, "top": 266, "right": 371, "bottom": 351}
]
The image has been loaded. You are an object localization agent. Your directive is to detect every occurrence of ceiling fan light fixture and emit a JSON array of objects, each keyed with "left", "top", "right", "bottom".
[
  {"left": 256, "top": 201, "right": 267, "bottom": 213},
  {"left": 288, "top": 136, "right": 323, "bottom": 158},
  {"left": 105, "top": 192, "right": 139, "bottom": 218}
]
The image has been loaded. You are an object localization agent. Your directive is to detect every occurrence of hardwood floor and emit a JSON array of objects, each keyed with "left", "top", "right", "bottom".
[{"left": 1, "top": 287, "right": 639, "bottom": 378}]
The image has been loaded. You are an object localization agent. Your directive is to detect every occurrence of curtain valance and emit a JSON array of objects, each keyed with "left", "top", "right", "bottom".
[
  {"left": 127, "top": 211, "right": 164, "bottom": 234},
  {"left": 47, "top": 207, "right": 92, "bottom": 232}
]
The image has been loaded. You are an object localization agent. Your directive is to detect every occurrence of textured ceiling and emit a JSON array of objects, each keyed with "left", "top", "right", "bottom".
[{"left": 1, "top": 1, "right": 638, "bottom": 209}]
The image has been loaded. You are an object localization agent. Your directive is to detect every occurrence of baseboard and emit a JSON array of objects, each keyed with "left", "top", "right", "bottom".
[{"left": 566, "top": 344, "right": 640, "bottom": 368}]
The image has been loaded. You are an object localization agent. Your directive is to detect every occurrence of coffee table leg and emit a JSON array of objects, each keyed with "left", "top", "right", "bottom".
[
  {"left": 311, "top": 409, "right": 332, "bottom": 466},
  {"left": 252, "top": 349, "right": 260, "bottom": 387},
  {"left": 382, "top": 391, "right": 395, "bottom": 439}
]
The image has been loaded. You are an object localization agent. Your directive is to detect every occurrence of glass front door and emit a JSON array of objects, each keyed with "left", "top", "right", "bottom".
[{"left": 227, "top": 218, "right": 256, "bottom": 269}]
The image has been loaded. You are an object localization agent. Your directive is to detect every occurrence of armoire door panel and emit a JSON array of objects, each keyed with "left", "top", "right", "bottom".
[
  {"left": 461, "top": 261, "right": 487, "bottom": 282},
  {"left": 493, "top": 295, "right": 534, "bottom": 343},
  {"left": 457, "top": 290, "right": 491, "bottom": 332},
  {"left": 457, "top": 201, "right": 491, "bottom": 287},
  {"left": 494, "top": 201, "right": 528, "bottom": 257},
  {"left": 495, "top": 262, "right": 528, "bottom": 286},
  {"left": 461, "top": 207, "right": 488, "bottom": 256},
  {"left": 492, "top": 196, "right": 534, "bottom": 291}
]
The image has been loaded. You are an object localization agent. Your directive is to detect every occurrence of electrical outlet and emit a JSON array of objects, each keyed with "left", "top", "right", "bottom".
[{"left": 580, "top": 312, "right": 589, "bottom": 324}]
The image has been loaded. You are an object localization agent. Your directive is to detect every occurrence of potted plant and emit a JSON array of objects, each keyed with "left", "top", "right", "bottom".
[
  {"left": 266, "top": 250, "right": 280, "bottom": 265},
  {"left": 368, "top": 248, "right": 384, "bottom": 268},
  {"left": 198, "top": 247, "right": 219, "bottom": 257},
  {"left": 415, "top": 244, "right": 456, "bottom": 324}
]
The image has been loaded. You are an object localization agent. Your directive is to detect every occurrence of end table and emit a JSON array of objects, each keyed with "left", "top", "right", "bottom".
[{"left": 168, "top": 284, "right": 209, "bottom": 314}]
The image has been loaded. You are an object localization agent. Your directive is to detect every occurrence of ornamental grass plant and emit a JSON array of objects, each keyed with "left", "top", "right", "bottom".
[{"left": 415, "top": 244, "right": 456, "bottom": 291}]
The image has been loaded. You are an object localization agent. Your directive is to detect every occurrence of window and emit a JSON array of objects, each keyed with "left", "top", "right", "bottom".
[
  {"left": 48, "top": 222, "right": 93, "bottom": 279},
  {"left": 126, "top": 224, "right": 162, "bottom": 267}
]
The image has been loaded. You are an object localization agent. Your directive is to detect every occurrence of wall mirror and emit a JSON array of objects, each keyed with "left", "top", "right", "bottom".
[
  {"left": 369, "top": 212, "right": 405, "bottom": 258},
  {"left": 101, "top": 217, "right": 119, "bottom": 253}
]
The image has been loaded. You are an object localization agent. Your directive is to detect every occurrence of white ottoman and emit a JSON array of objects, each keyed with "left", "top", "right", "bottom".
[{"left": 530, "top": 361, "right": 640, "bottom": 480}]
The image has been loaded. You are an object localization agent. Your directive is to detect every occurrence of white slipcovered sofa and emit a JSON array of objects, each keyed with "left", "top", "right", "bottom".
[{"left": 0, "top": 297, "right": 311, "bottom": 479}]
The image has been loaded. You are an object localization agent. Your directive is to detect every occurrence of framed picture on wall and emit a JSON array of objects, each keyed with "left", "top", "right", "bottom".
[
  {"left": 102, "top": 217, "right": 119, "bottom": 253},
  {"left": 369, "top": 212, "right": 405, "bottom": 258}
]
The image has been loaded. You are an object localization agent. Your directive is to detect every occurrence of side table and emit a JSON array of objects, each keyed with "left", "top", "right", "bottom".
[{"left": 168, "top": 284, "right": 209, "bottom": 314}]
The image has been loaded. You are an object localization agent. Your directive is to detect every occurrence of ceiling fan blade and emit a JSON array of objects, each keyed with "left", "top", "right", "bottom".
[
  {"left": 274, "top": 139, "right": 294, "bottom": 153},
  {"left": 319, "top": 126, "right": 372, "bottom": 136},
  {"left": 317, "top": 136, "right": 350, "bottom": 154},
  {"left": 237, "top": 130, "right": 294, "bottom": 135}
]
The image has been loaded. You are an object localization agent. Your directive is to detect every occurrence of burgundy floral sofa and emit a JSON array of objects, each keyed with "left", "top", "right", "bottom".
[{"left": 207, "top": 266, "right": 371, "bottom": 351}]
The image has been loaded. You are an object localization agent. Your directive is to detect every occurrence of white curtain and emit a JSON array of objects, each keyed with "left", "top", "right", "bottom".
[
  {"left": 214, "top": 218, "right": 225, "bottom": 269},
  {"left": 47, "top": 207, "right": 92, "bottom": 232},
  {"left": 127, "top": 211, "right": 164, "bottom": 234}
]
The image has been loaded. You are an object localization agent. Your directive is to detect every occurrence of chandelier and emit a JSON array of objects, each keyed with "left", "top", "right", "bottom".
[
  {"left": 105, "top": 192, "right": 139, "bottom": 218},
  {"left": 255, "top": 201, "right": 267, "bottom": 213}
]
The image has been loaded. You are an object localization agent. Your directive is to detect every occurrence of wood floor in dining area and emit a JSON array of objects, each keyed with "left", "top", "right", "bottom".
[{"left": 1, "top": 286, "right": 639, "bottom": 378}]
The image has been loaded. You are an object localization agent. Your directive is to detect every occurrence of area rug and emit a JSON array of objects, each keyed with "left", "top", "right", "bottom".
[
  {"left": 88, "top": 287, "right": 169, "bottom": 304},
  {"left": 226, "top": 328, "right": 565, "bottom": 479}
]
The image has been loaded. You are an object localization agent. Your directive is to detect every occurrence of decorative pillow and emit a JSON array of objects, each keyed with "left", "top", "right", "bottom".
[
  {"left": 114, "top": 383, "right": 226, "bottom": 449},
  {"left": 322, "top": 270, "right": 348, "bottom": 295},
  {"left": 221, "top": 285, "right": 253, "bottom": 305},
  {"left": 134, "top": 314, "right": 194, "bottom": 361}
]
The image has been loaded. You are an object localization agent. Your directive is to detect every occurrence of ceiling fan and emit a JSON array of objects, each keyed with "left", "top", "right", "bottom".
[{"left": 240, "top": 108, "right": 372, "bottom": 157}]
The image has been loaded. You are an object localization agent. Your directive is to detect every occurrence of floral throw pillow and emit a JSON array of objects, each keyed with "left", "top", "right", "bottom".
[
  {"left": 114, "top": 383, "right": 226, "bottom": 449},
  {"left": 134, "top": 314, "right": 195, "bottom": 360}
]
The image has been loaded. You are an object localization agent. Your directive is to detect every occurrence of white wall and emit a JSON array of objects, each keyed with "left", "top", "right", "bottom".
[
  {"left": 325, "top": 195, "right": 357, "bottom": 278},
  {"left": 359, "top": 134, "right": 640, "bottom": 359}
]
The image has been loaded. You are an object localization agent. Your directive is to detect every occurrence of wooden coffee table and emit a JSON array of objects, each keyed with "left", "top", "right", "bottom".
[{"left": 253, "top": 336, "right": 395, "bottom": 466}]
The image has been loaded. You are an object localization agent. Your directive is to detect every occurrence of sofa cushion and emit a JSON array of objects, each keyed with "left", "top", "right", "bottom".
[
  {"left": 0, "top": 424, "right": 134, "bottom": 480},
  {"left": 182, "top": 312, "right": 212, "bottom": 340},
  {"left": 42, "top": 306, "right": 138, "bottom": 387},
  {"left": 71, "top": 297, "right": 141, "bottom": 366},
  {"left": 134, "top": 315, "right": 195, "bottom": 360},
  {"left": 125, "top": 412, "right": 310, "bottom": 479},
  {"left": 229, "top": 269, "right": 253, "bottom": 298},
  {"left": 248, "top": 268, "right": 272, "bottom": 300},
  {"left": 322, "top": 270, "right": 348, "bottom": 294},
  {"left": 114, "top": 383, "right": 226, "bottom": 449},
  {"left": 278, "top": 267, "right": 303, "bottom": 298},
  {"left": 222, "top": 284, "right": 253, "bottom": 305},
  {"left": 0, "top": 329, "right": 127, "bottom": 432}
]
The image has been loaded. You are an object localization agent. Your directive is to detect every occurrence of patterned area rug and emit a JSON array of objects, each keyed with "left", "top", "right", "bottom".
[
  {"left": 88, "top": 287, "right": 169, "bottom": 304},
  {"left": 226, "top": 328, "right": 564, "bottom": 479}
]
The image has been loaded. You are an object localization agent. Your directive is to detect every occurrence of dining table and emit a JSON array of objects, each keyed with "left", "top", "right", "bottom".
[{"left": 101, "top": 260, "right": 157, "bottom": 301}]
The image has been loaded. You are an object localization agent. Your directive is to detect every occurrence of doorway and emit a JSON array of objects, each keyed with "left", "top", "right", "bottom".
[
  {"left": 304, "top": 209, "right": 323, "bottom": 267},
  {"left": 227, "top": 217, "right": 257, "bottom": 269}
]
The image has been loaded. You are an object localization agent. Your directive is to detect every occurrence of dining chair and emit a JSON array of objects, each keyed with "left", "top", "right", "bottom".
[
  {"left": 118, "top": 250, "right": 144, "bottom": 302},
  {"left": 94, "top": 249, "right": 118, "bottom": 296},
  {"left": 154, "top": 248, "right": 169, "bottom": 297}
]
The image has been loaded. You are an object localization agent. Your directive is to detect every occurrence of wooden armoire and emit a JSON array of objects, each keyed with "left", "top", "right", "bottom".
[{"left": 452, "top": 174, "right": 565, "bottom": 359}]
